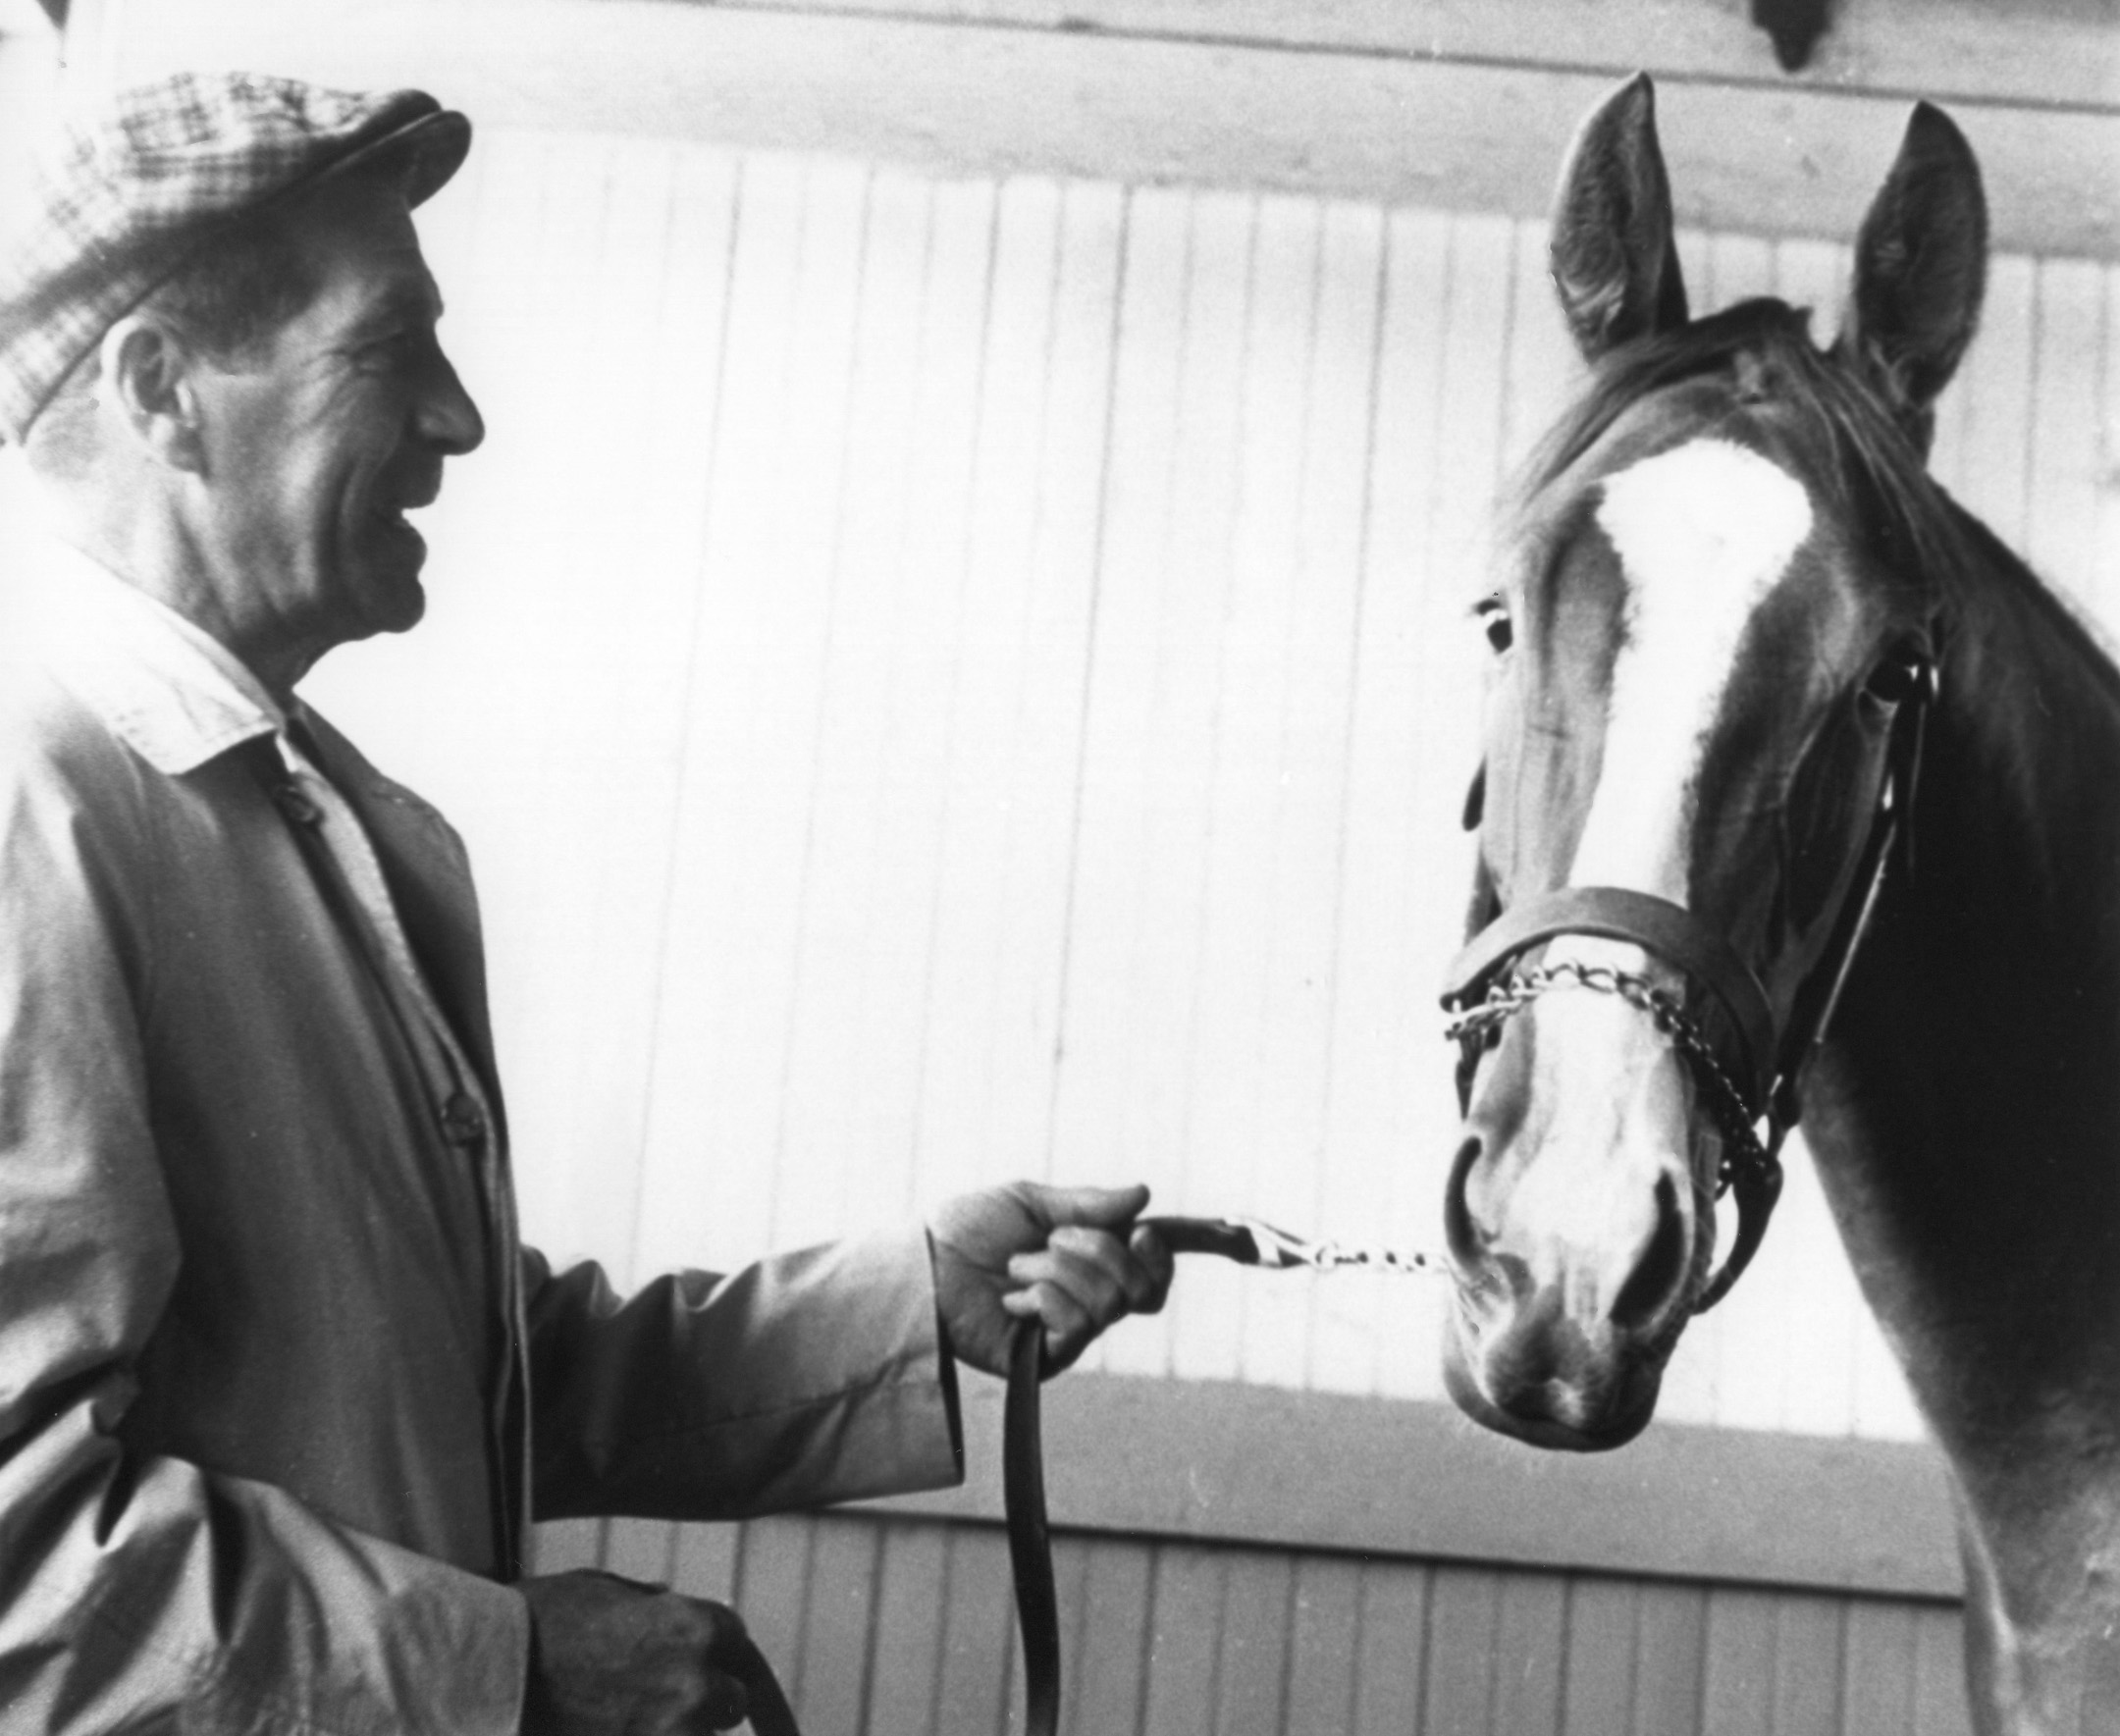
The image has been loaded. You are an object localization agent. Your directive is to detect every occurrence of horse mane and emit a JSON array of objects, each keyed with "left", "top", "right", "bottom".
[
  {"left": 1517, "top": 297, "right": 2120, "bottom": 711},
  {"left": 1936, "top": 495, "right": 2120, "bottom": 712}
]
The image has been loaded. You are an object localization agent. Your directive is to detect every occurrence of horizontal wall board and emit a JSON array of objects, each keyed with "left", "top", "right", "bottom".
[
  {"left": 91, "top": 0, "right": 2120, "bottom": 257},
  {"left": 690, "top": 0, "right": 2120, "bottom": 117},
  {"left": 852, "top": 1374, "right": 1966, "bottom": 1601}
]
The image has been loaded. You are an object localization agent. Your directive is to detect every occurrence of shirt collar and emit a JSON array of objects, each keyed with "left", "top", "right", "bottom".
[{"left": 5, "top": 536, "right": 289, "bottom": 775}]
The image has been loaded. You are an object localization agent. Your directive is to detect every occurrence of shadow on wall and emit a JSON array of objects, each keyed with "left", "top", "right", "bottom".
[{"left": 1753, "top": 0, "right": 1833, "bottom": 69}]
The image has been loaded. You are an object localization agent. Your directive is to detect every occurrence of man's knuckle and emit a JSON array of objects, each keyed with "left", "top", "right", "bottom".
[
  {"left": 676, "top": 1598, "right": 728, "bottom": 1646},
  {"left": 1051, "top": 1225, "right": 1107, "bottom": 1259},
  {"left": 701, "top": 1599, "right": 750, "bottom": 1649}
]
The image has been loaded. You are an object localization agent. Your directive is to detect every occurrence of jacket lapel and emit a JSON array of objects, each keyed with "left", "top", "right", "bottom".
[{"left": 294, "top": 711, "right": 507, "bottom": 1122}]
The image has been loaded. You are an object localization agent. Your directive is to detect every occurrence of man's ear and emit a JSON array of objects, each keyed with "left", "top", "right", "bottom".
[{"left": 99, "top": 316, "right": 208, "bottom": 474}]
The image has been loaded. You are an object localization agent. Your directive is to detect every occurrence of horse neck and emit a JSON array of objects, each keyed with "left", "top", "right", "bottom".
[
  {"left": 1912, "top": 540, "right": 2120, "bottom": 1008},
  {"left": 1816, "top": 536, "right": 2120, "bottom": 1689},
  {"left": 1817, "top": 525, "right": 2120, "bottom": 1420}
]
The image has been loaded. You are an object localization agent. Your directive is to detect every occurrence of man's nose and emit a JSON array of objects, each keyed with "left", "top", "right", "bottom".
[{"left": 417, "top": 349, "right": 484, "bottom": 455}]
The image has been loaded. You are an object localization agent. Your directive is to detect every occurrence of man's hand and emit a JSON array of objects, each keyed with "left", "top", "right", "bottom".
[
  {"left": 928, "top": 1182, "right": 1174, "bottom": 1378},
  {"left": 519, "top": 1570, "right": 757, "bottom": 1735}
]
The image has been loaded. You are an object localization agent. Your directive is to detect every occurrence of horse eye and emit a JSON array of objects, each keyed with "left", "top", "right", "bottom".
[
  {"left": 1865, "top": 646, "right": 1926, "bottom": 707},
  {"left": 1475, "top": 598, "right": 1513, "bottom": 655}
]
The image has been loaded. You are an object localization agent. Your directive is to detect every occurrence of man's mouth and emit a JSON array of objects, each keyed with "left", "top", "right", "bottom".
[
  {"left": 370, "top": 484, "right": 438, "bottom": 537},
  {"left": 370, "top": 469, "right": 443, "bottom": 532},
  {"left": 367, "top": 500, "right": 430, "bottom": 558}
]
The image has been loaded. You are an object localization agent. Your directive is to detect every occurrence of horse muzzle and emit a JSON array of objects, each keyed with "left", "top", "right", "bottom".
[
  {"left": 1439, "top": 977, "right": 1714, "bottom": 1449},
  {"left": 1441, "top": 1307, "right": 1664, "bottom": 1451}
]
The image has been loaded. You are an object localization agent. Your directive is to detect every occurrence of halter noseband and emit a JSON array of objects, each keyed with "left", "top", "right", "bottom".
[{"left": 1440, "top": 658, "right": 1936, "bottom": 1312}]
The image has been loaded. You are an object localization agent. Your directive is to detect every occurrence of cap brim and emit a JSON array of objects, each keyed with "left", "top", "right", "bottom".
[{"left": 315, "top": 105, "right": 471, "bottom": 209}]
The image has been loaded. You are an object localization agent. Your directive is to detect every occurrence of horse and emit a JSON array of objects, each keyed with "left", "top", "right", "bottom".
[{"left": 1440, "top": 76, "right": 2120, "bottom": 1735}]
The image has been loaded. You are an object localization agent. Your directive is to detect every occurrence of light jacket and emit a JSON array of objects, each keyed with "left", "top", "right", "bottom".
[{"left": 0, "top": 540, "right": 962, "bottom": 1734}]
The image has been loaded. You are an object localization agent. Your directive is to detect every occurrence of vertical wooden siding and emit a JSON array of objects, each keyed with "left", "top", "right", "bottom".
[
  {"left": 276, "top": 124, "right": 2119, "bottom": 1736},
  {"left": 530, "top": 1512, "right": 1973, "bottom": 1736},
  {"left": 313, "top": 128, "right": 2117, "bottom": 1446}
]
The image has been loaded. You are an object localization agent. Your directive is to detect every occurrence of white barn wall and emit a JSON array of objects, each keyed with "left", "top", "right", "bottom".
[
  {"left": 28, "top": 6, "right": 2113, "bottom": 1724},
  {"left": 304, "top": 127, "right": 2120, "bottom": 1445}
]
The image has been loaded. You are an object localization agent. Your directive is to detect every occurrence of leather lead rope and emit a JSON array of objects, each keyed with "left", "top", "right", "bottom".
[
  {"left": 1005, "top": 1318, "right": 1062, "bottom": 1736},
  {"left": 1001, "top": 1216, "right": 1440, "bottom": 1736},
  {"left": 727, "top": 1638, "right": 802, "bottom": 1736},
  {"left": 737, "top": 1321, "right": 1067, "bottom": 1736},
  {"left": 736, "top": 1216, "right": 1439, "bottom": 1736}
]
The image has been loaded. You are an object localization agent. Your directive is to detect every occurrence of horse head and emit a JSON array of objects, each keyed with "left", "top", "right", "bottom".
[{"left": 1442, "top": 75, "right": 1987, "bottom": 1450}]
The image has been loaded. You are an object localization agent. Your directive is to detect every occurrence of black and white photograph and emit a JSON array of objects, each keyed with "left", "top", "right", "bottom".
[{"left": 0, "top": 1, "right": 2115, "bottom": 1731}]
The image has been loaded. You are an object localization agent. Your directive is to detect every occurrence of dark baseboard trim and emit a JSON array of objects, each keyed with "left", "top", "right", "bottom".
[{"left": 850, "top": 1373, "right": 1964, "bottom": 1601}]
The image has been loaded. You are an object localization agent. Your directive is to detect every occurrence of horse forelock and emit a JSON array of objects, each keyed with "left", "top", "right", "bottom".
[
  {"left": 1513, "top": 298, "right": 1967, "bottom": 616},
  {"left": 1503, "top": 294, "right": 2120, "bottom": 884},
  {"left": 1534, "top": 298, "right": 2120, "bottom": 747},
  {"left": 1495, "top": 303, "right": 1956, "bottom": 970}
]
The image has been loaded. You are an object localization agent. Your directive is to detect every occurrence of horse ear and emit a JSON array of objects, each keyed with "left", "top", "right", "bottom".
[
  {"left": 1549, "top": 74, "right": 1690, "bottom": 361},
  {"left": 1838, "top": 103, "right": 1988, "bottom": 452}
]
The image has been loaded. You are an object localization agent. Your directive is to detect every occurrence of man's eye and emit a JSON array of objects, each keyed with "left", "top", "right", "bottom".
[
  {"left": 1474, "top": 597, "right": 1513, "bottom": 655},
  {"left": 361, "top": 332, "right": 423, "bottom": 368}
]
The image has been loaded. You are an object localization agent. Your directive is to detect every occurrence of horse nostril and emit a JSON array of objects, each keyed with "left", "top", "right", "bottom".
[
  {"left": 1445, "top": 1134, "right": 1485, "bottom": 1264},
  {"left": 1611, "top": 1173, "right": 1688, "bottom": 1331}
]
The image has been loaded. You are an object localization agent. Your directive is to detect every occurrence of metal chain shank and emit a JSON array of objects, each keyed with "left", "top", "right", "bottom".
[{"left": 1444, "top": 961, "right": 1781, "bottom": 1215}]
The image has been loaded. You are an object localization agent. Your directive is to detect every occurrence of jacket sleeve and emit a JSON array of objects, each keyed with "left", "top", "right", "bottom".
[
  {"left": 523, "top": 1231, "right": 965, "bottom": 1522},
  {"left": 0, "top": 713, "right": 529, "bottom": 1736}
]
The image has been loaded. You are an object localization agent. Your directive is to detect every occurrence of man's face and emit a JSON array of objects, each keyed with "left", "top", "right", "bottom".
[{"left": 187, "top": 172, "right": 483, "bottom": 667}]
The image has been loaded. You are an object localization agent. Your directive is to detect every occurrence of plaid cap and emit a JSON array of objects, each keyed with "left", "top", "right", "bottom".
[{"left": 0, "top": 72, "right": 471, "bottom": 445}]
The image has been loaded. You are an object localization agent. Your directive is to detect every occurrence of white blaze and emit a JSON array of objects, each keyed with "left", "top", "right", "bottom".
[
  {"left": 1496, "top": 440, "right": 1814, "bottom": 1288},
  {"left": 1570, "top": 438, "right": 1815, "bottom": 901}
]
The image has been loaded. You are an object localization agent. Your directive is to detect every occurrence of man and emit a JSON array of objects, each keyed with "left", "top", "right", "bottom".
[{"left": 0, "top": 74, "right": 1173, "bottom": 1733}]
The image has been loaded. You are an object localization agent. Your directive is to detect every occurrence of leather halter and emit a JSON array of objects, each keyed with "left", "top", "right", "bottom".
[
  {"left": 1440, "top": 658, "right": 1936, "bottom": 1312},
  {"left": 1446, "top": 886, "right": 1778, "bottom": 1114}
]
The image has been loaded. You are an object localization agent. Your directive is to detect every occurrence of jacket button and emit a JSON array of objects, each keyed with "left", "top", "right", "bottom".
[
  {"left": 271, "top": 781, "right": 324, "bottom": 826},
  {"left": 443, "top": 1093, "right": 487, "bottom": 1147}
]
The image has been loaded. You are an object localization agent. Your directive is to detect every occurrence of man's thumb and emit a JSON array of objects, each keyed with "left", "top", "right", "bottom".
[{"left": 1029, "top": 1180, "right": 1150, "bottom": 1229}]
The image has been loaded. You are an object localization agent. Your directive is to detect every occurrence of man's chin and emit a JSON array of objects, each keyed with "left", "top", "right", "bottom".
[
  {"left": 380, "top": 590, "right": 427, "bottom": 635},
  {"left": 372, "top": 576, "right": 428, "bottom": 636},
  {"left": 354, "top": 516, "right": 430, "bottom": 622},
  {"left": 350, "top": 529, "right": 431, "bottom": 632},
  {"left": 335, "top": 567, "right": 428, "bottom": 645}
]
